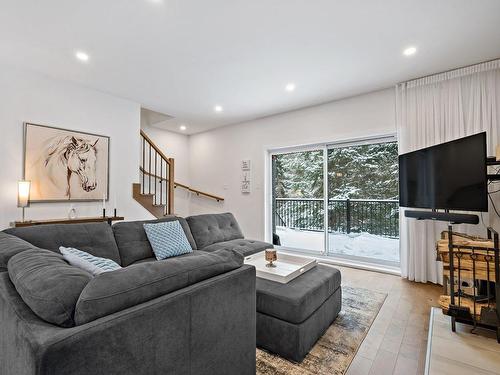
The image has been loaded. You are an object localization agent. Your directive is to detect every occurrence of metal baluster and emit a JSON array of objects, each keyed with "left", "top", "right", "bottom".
[
  {"left": 471, "top": 249, "right": 478, "bottom": 331},
  {"left": 370, "top": 201, "right": 373, "bottom": 234},
  {"left": 457, "top": 249, "right": 462, "bottom": 307},
  {"left": 160, "top": 158, "right": 163, "bottom": 206},
  {"left": 448, "top": 225, "right": 456, "bottom": 332},
  {"left": 491, "top": 229, "right": 500, "bottom": 343},
  {"left": 166, "top": 161, "right": 170, "bottom": 215},
  {"left": 149, "top": 143, "right": 152, "bottom": 194},
  {"left": 154, "top": 151, "right": 157, "bottom": 205},
  {"left": 346, "top": 199, "right": 351, "bottom": 234},
  {"left": 142, "top": 137, "right": 145, "bottom": 194},
  {"left": 486, "top": 254, "right": 491, "bottom": 308}
]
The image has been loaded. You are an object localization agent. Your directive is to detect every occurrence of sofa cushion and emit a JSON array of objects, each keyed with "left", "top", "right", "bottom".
[
  {"left": 144, "top": 221, "right": 193, "bottom": 260},
  {"left": 201, "top": 239, "right": 273, "bottom": 257},
  {"left": 4, "top": 222, "right": 121, "bottom": 265},
  {"left": 8, "top": 249, "right": 92, "bottom": 327},
  {"left": 186, "top": 213, "right": 244, "bottom": 249},
  {"left": 74, "top": 249, "right": 244, "bottom": 325},
  {"left": 0, "top": 232, "right": 39, "bottom": 272},
  {"left": 60, "top": 247, "right": 122, "bottom": 275},
  {"left": 256, "top": 265, "right": 341, "bottom": 324},
  {"left": 113, "top": 216, "right": 197, "bottom": 266}
]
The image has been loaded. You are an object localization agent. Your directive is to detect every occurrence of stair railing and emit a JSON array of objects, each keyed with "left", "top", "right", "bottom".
[{"left": 140, "top": 130, "right": 174, "bottom": 215}]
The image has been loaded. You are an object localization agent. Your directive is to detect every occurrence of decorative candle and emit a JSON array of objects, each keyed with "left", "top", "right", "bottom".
[{"left": 265, "top": 249, "right": 277, "bottom": 268}]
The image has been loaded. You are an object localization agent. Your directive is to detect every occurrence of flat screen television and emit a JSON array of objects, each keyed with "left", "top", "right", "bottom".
[{"left": 399, "top": 132, "right": 488, "bottom": 212}]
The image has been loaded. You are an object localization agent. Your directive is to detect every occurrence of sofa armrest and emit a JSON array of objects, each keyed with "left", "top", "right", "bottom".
[{"left": 0, "top": 265, "right": 256, "bottom": 375}]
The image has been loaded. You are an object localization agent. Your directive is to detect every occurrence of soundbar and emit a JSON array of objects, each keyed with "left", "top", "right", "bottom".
[{"left": 404, "top": 210, "right": 479, "bottom": 224}]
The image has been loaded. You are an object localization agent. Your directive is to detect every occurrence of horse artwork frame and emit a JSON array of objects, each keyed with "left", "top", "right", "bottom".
[{"left": 23, "top": 123, "right": 110, "bottom": 202}]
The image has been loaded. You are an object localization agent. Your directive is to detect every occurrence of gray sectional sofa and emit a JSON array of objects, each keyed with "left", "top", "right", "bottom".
[{"left": 0, "top": 213, "right": 273, "bottom": 375}]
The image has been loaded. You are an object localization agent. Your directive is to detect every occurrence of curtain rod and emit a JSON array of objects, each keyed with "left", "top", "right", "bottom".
[{"left": 397, "top": 57, "right": 500, "bottom": 85}]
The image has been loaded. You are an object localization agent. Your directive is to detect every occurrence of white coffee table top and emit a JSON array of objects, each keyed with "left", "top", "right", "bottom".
[{"left": 244, "top": 251, "right": 317, "bottom": 284}]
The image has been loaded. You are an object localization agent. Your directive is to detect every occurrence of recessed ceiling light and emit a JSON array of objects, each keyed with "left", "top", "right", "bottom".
[
  {"left": 285, "top": 83, "right": 296, "bottom": 92},
  {"left": 403, "top": 46, "right": 417, "bottom": 57},
  {"left": 179, "top": 125, "right": 187, "bottom": 131},
  {"left": 214, "top": 105, "right": 223, "bottom": 113},
  {"left": 75, "top": 51, "right": 89, "bottom": 62}
]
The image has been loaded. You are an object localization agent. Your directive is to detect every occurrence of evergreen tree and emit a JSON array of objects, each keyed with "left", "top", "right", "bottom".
[
  {"left": 273, "top": 142, "right": 399, "bottom": 237},
  {"left": 274, "top": 142, "right": 398, "bottom": 200}
]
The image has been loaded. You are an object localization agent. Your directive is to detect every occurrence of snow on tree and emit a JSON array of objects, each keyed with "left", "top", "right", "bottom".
[
  {"left": 274, "top": 142, "right": 398, "bottom": 199},
  {"left": 272, "top": 142, "right": 399, "bottom": 238}
]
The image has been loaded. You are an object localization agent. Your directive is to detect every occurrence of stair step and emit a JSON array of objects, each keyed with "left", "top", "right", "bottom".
[{"left": 152, "top": 204, "right": 166, "bottom": 207}]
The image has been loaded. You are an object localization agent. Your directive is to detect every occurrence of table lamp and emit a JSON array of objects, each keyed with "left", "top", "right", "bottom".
[{"left": 18, "top": 180, "right": 31, "bottom": 222}]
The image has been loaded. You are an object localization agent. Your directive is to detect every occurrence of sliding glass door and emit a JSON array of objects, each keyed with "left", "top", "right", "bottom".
[
  {"left": 271, "top": 149, "right": 325, "bottom": 253},
  {"left": 270, "top": 136, "right": 400, "bottom": 266},
  {"left": 327, "top": 140, "right": 399, "bottom": 265}
]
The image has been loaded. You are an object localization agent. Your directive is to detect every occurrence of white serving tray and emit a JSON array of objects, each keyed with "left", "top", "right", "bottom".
[{"left": 244, "top": 251, "right": 317, "bottom": 284}]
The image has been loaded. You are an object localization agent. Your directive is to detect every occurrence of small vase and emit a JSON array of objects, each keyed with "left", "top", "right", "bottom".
[{"left": 68, "top": 206, "right": 77, "bottom": 220}]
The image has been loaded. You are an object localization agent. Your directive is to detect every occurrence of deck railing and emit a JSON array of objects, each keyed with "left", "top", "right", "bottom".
[{"left": 274, "top": 198, "right": 399, "bottom": 238}]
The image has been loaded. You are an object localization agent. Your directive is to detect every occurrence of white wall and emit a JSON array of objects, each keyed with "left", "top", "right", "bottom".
[
  {"left": 188, "top": 88, "right": 396, "bottom": 240},
  {"left": 140, "top": 123, "right": 191, "bottom": 217},
  {"left": 0, "top": 65, "right": 149, "bottom": 229}
]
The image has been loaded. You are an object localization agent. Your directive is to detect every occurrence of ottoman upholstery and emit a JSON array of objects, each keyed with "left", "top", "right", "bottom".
[{"left": 256, "top": 264, "right": 341, "bottom": 362}]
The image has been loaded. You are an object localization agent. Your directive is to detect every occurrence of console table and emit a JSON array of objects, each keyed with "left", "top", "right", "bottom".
[{"left": 12, "top": 216, "right": 124, "bottom": 227}]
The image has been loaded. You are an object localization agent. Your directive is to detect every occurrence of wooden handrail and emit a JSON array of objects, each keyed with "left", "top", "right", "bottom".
[
  {"left": 140, "top": 129, "right": 172, "bottom": 166},
  {"left": 175, "top": 183, "right": 225, "bottom": 202},
  {"left": 139, "top": 167, "right": 224, "bottom": 202}
]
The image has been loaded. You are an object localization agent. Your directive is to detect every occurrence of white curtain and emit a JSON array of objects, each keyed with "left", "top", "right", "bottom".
[{"left": 396, "top": 59, "right": 500, "bottom": 284}]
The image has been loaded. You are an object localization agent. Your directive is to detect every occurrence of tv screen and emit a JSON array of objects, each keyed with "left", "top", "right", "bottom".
[{"left": 399, "top": 132, "right": 488, "bottom": 212}]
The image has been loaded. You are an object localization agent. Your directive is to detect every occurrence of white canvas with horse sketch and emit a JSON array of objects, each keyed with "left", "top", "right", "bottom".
[{"left": 24, "top": 123, "right": 109, "bottom": 202}]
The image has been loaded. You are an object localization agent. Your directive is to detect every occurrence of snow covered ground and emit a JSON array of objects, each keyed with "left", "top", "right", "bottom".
[{"left": 276, "top": 226, "right": 400, "bottom": 263}]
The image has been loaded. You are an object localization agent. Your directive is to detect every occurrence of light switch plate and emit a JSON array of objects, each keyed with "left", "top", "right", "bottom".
[{"left": 241, "top": 160, "right": 251, "bottom": 171}]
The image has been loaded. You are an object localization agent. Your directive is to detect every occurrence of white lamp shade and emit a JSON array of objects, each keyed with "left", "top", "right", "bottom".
[{"left": 18, "top": 180, "right": 31, "bottom": 208}]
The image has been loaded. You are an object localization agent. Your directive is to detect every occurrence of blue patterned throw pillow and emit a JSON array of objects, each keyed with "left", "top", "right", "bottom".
[
  {"left": 143, "top": 221, "right": 193, "bottom": 260},
  {"left": 59, "top": 247, "right": 121, "bottom": 276}
]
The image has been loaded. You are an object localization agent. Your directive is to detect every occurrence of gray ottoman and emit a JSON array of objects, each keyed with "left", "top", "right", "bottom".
[{"left": 256, "top": 264, "right": 342, "bottom": 362}]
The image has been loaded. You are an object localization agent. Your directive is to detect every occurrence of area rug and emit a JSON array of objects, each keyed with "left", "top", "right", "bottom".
[{"left": 256, "top": 286, "right": 387, "bottom": 375}]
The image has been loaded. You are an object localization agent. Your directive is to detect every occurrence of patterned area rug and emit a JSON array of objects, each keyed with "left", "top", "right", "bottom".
[{"left": 256, "top": 286, "right": 387, "bottom": 375}]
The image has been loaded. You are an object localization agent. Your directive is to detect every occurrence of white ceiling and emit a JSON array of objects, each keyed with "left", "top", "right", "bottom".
[{"left": 1, "top": 0, "right": 500, "bottom": 134}]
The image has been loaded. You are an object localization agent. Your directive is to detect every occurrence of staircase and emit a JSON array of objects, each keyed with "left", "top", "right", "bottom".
[{"left": 133, "top": 130, "right": 224, "bottom": 218}]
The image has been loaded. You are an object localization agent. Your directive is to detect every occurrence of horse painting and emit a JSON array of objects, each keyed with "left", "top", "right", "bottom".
[
  {"left": 43, "top": 136, "right": 99, "bottom": 198},
  {"left": 24, "top": 124, "right": 109, "bottom": 201}
]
